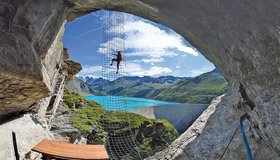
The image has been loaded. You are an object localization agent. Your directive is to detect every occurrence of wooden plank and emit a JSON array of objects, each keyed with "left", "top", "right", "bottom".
[{"left": 32, "top": 139, "right": 109, "bottom": 160}]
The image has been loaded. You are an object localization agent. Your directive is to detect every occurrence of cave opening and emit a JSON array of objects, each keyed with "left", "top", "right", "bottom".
[
  {"left": 61, "top": 10, "right": 228, "bottom": 159},
  {"left": 1, "top": 1, "right": 280, "bottom": 159}
]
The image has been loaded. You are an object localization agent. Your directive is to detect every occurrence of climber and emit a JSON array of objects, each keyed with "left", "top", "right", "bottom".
[{"left": 110, "top": 50, "right": 122, "bottom": 74}]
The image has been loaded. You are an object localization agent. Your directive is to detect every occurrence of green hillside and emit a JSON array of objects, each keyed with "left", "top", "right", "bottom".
[
  {"left": 110, "top": 70, "right": 228, "bottom": 103},
  {"left": 90, "top": 69, "right": 228, "bottom": 104},
  {"left": 152, "top": 71, "right": 228, "bottom": 103},
  {"left": 64, "top": 89, "right": 178, "bottom": 159}
]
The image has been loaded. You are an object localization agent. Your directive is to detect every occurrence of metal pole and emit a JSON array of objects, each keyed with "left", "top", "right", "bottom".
[{"left": 12, "top": 132, "right": 20, "bottom": 160}]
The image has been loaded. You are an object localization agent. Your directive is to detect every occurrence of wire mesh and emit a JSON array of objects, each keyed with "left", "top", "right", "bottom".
[{"left": 101, "top": 11, "right": 143, "bottom": 160}]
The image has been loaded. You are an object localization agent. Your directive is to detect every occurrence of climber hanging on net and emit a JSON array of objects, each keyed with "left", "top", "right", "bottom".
[{"left": 110, "top": 50, "right": 123, "bottom": 74}]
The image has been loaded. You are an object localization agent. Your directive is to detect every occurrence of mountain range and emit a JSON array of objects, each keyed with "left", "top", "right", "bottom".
[
  {"left": 66, "top": 77, "right": 105, "bottom": 96},
  {"left": 67, "top": 69, "right": 227, "bottom": 104}
]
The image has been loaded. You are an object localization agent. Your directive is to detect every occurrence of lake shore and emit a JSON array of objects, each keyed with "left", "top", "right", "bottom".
[
  {"left": 84, "top": 95, "right": 208, "bottom": 132},
  {"left": 84, "top": 96, "right": 176, "bottom": 110}
]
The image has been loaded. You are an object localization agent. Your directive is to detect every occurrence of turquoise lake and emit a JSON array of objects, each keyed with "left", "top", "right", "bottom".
[{"left": 84, "top": 96, "right": 177, "bottom": 110}]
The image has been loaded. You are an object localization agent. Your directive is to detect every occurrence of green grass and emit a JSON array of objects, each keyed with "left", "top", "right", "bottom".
[
  {"left": 64, "top": 90, "right": 178, "bottom": 159},
  {"left": 64, "top": 89, "right": 84, "bottom": 106},
  {"left": 152, "top": 74, "right": 228, "bottom": 103}
]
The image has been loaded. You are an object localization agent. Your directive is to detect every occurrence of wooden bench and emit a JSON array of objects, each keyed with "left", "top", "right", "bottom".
[{"left": 31, "top": 139, "right": 109, "bottom": 160}]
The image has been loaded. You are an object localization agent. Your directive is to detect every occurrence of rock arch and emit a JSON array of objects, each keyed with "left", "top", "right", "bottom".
[{"left": 0, "top": 0, "right": 280, "bottom": 159}]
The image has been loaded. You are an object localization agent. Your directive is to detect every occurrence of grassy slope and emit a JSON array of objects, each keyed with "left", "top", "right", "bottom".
[
  {"left": 96, "top": 70, "right": 228, "bottom": 104},
  {"left": 64, "top": 89, "right": 178, "bottom": 159},
  {"left": 153, "top": 73, "right": 228, "bottom": 103}
]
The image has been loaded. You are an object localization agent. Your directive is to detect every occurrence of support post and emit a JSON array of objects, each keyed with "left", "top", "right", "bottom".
[{"left": 12, "top": 132, "right": 20, "bottom": 160}]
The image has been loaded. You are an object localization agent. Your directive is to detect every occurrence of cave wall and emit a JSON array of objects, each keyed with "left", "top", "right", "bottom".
[
  {"left": 0, "top": 1, "right": 68, "bottom": 158},
  {"left": 0, "top": 0, "right": 67, "bottom": 120},
  {"left": 148, "top": 81, "right": 278, "bottom": 160},
  {"left": 0, "top": 0, "right": 280, "bottom": 159}
]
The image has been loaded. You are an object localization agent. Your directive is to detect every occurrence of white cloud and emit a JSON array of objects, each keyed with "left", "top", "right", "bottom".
[
  {"left": 78, "top": 65, "right": 102, "bottom": 76},
  {"left": 141, "top": 58, "right": 164, "bottom": 63},
  {"left": 145, "top": 66, "right": 172, "bottom": 76},
  {"left": 123, "top": 21, "right": 198, "bottom": 56},
  {"left": 189, "top": 70, "right": 206, "bottom": 76},
  {"left": 125, "top": 49, "right": 177, "bottom": 58},
  {"left": 98, "top": 37, "right": 125, "bottom": 54},
  {"left": 188, "top": 66, "right": 215, "bottom": 77},
  {"left": 82, "top": 74, "right": 99, "bottom": 79},
  {"left": 125, "top": 62, "right": 172, "bottom": 76},
  {"left": 175, "top": 65, "right": 181, "bottom": 69},
  {"left": 131, "top": 58, "right": 163, "bottom": 63},
  {"left": 76, "top": 74, "right": 100, "bottom": 80},
  {"left": 98, "top": 17, "right": 199, "bottom": 58}
]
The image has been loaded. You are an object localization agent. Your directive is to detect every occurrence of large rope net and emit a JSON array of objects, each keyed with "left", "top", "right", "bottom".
[{"left": 100, "top": 11, "right": 143, "bottom": 160}]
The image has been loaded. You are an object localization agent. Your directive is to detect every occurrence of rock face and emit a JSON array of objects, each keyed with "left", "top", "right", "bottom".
[
  {"left": 50, "top": 101, "right": 80, "bottom": 142},
  {"left": 0, "top": 0, "right": 67, "bottom": 120},
  {"left": 0, "top": 0, "right": 280, "bottom": 159},
  {"left": 147, "top": 85, "right": 278, "bottom": 160},
  {"left": 0, "top": 114, "right": 52, "bottom": 160}
]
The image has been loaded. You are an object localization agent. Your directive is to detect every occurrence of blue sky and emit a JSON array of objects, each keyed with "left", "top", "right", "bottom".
[{"left": 63, "top": 10, "right": 215, "bottom": 78}]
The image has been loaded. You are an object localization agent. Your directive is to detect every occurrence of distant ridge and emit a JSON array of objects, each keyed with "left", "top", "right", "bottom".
[
  {"left": 70, "top": 69, "right": 227, "bottom": 103},
  {"left": 66, "top": 77, "right": 105, "bottom": 95}
]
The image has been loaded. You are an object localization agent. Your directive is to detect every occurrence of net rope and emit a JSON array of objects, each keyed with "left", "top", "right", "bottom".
[{"left": 101, "top": 11, "right": 143, "bottom": 160}]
